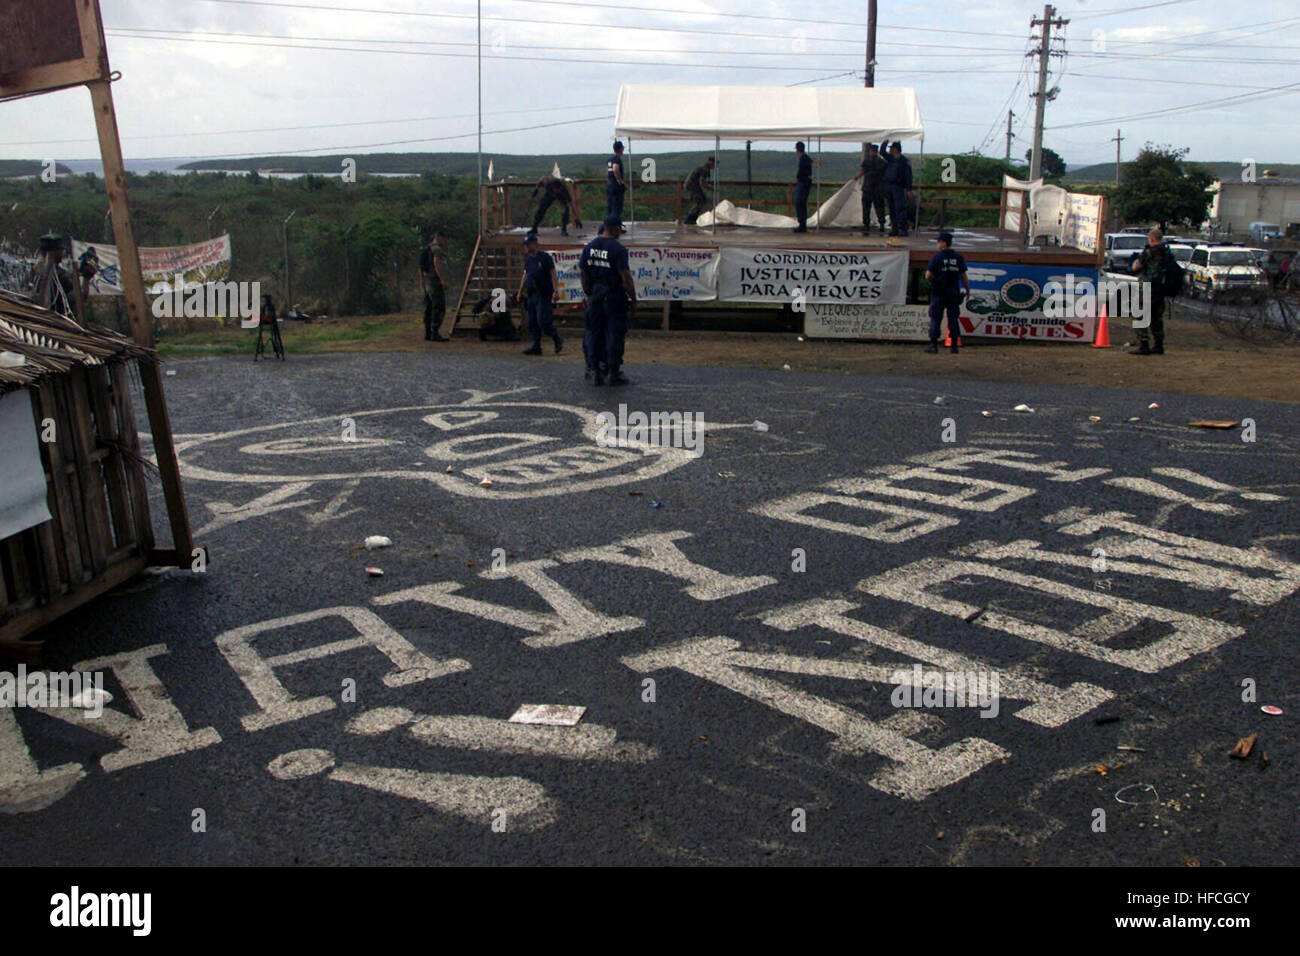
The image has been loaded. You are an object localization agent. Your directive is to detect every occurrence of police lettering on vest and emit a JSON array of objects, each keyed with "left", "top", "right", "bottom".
[
  {"left": 580, "top": 236, "right": 630, "bottom": 299},
  {"left": 926, "top": 249, "right": 967, "bottom": 299}
]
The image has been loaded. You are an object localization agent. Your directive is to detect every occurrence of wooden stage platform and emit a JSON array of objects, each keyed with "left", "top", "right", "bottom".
[
  {"left": 490, "top": 220, "right": 1098, "bottom": 263},
  {"left": 451, "top": 221, "right": 1103, "bottom": 328}
]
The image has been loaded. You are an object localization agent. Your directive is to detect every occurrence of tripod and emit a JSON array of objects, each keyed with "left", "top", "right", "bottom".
[{"left": 254, "top": 310, "right": 285, "bottom": 361}]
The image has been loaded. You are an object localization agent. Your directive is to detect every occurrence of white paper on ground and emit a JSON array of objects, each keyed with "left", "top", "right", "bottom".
[{"left": 508, "top": 704, "right": 587, "bottom": 726}]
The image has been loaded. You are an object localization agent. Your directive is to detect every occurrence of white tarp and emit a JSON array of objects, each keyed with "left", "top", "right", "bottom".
[
  {"left": 698, "top": 179, "right": 865, "bottom": 229},
  {"left": 0, "top": 389, "right": 51, "bottom": 540},
  {"left": 615, "top": 85, "right": 924, "bottom": 143}
]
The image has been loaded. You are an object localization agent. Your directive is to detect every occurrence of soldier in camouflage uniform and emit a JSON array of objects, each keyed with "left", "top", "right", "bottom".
[{"left": 1130, "top": 226, "right": 1171, "bottom": 355}]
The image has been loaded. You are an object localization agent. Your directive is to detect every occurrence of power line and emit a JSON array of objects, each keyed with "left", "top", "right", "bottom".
[
  {"left": 3, "top": 102, "right": 614, "bottom": 147},
  {"left": 1070, "top": 0, "right": 1205, "bottom": 20},
  {"left": 1062, "top": 71, "right": 1281, "bottom": 92},
  {"left": 111, "top": 113, "right": 618, "bottom": 163},
  {"left": 186, "top": 0, "right": 1030, "bottom": 39},
  {"left": 1049, "top": 80, "right": 1300, "bottom": 130},
  {"left": 109, "top": 24, "right": 1032, "bottom": 56},
  {"left": 103, "top": 32, "right": 870, "bottom": 70}
]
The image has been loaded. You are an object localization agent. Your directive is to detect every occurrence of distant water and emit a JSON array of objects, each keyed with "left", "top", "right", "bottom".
[{"left": 53, "top": 159, "right": 416, "bottom": 178}]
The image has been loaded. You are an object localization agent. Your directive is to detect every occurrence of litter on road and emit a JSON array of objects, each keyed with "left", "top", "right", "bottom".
[
  {"left": 509, "top": 704, "right": 587, "bottom": 726},
  {"left": 1115, "top": 783, "right": 1160, "bottom": 805},
  {"left": 1261, "top": 705, "right": 1284, "bottom": 716},
  {"left": 1229, "top": 733, "right": 1258, "bottom": 759},
  {"left": 364, "top": 535, "right": 391, "bottom": 550}
]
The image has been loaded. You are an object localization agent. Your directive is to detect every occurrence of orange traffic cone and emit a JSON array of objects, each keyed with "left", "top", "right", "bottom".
[
  {"left": 1092, "top": 303, "right": 1112, "bottom": 348},
  {"left": 944, "top": 328, "right": 952, "bottom": 347}
]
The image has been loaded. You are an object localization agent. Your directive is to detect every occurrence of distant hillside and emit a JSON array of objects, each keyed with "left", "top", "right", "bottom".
[
  {"left": 1067, "top": 161, "right": 1300, "bottom": 183},
  {"left": 0, "top": 160, "right": 75, "bottom": 179},
  {"left": 179, "top": 149, "right": 901, "bottom": 182}
]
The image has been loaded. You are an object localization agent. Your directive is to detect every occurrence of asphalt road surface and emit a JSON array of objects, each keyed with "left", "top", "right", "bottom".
[{"left": 4, "top": 351, "right": 1298, "bottom": 866}]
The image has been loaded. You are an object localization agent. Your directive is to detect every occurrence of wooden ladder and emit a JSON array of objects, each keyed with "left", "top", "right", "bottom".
[{"left": 448, "top": 237, "right": 523, "bottom": 336}]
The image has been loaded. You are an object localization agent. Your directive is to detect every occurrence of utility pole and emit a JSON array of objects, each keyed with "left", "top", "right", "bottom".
[
  {"left": 1112, "top": 129, "right": 1123, "bottom": 185},
  {"left": 477, "top": 0, "right": 483, "bottom": 239},
  {"left": 1005, "top": 109, "right": 1015, "bottom": 163},
  {"left": 1029, "top": 4, "right": 1068, "bottom": 181},
  {"left": 863, "top": 0, "right": 876, "bottom": 159},
  {"left": 865, "top": 0, "right": 876, "bottom": 88},
  {"left": 282, "top": 209, "right": 296, "bottom": 310}
]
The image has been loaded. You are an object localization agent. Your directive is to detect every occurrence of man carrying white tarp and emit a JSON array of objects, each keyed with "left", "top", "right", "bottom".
[{"left": 683, "top": 157, "right": 715, "bottom": 226}]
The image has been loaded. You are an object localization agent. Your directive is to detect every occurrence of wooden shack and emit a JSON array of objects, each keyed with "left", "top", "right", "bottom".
[{"left": 0, "top": 291, "right": 156, "bottom": 655}]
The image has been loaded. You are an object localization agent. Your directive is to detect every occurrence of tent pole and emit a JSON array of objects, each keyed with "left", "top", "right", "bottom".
[
  {"left": 713, "top": 135, "right": 719, "bottom": 236},
  {"left": 628, "top": 136, "right": 633, "bottom": 235},
  {"left": 916, "top": 136, "right": 924, "bottom": 236},
  {"left": 816, "top": 136, "right": 822, "bottom": 231}
]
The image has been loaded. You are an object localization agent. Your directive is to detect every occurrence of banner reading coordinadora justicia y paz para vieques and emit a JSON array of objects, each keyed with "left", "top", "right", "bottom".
[
  {"left": 70, "top": 235, "right": 233, "bottom": 295},
  {"left": 717, "top": 248, "right": 909, "bottom": 304},
  {"left": 551, "top": 246, "right": 718, "bottom": 303}
]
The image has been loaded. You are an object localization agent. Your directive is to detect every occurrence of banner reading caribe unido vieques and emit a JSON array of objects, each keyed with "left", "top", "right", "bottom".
[{"left": 71, "top": 235, "right": 233, "bottom": 295}]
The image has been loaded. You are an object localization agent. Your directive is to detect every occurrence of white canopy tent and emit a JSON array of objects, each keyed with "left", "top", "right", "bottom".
[{"left": 613, "top": 85, "right": 925, "bottom": 232}]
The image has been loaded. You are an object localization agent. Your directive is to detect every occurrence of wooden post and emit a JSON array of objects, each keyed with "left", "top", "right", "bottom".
[{"left": 87, "top": 77, "right": 194, "bottom": 565}]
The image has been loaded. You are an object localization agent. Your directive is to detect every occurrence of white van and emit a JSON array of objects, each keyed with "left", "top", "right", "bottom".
[
  {"left": 1104, "top": 232, "right": 1149, "bottom": 272},
  {"left": 1249, "top": 222, "right": 1283, "bottom": 243}
]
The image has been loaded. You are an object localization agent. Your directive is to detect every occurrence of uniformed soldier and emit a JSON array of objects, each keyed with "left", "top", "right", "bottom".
[
  {"left": 418, "top": 230, "right": 450, "bottom": 341},
  {"left": 579, "top": 216, "right": 637, "bottom": 386},
  {"left": 882, "top": 141, "right": 914, "bottom": 237},
  {"left": 683, "top": 157, "right": 715, "bottom": 225},
  {"left": 517, "top": 233, "right": 564, "bottom": 356},
  {"left": 852, "top": 143, "right": 887, "bottom": 235},
  {"left": 606, "top": 141, "right": 628, "bottom": 221},
  {"left": 1129, "top": 227, "right": 1172, "bottom": 355},
  {"left": 470, "top": 293, "right": 520, "bottom": 341},
  {"left": 792, "top": 142, "right": 820, "bottom": 234},
  {"left": 924, "top": 231, "right": 970, "bottom": 354},
  {"left": 530, "top": 175, "right": 582, "bottom": 236}
]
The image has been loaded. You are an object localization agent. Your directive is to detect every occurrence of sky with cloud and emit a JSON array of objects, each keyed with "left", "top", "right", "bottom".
[{"left": 2, "top": 0, "right": 1297, "bottom": 169}]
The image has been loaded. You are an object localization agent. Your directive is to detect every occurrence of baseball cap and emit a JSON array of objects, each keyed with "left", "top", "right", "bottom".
[
  {"left": 523, "top": 233, "right": 538, "bottom": 246},
  {"left": 937, "top": 231, "right": 954, "bottom": 244},
  {"left": 603, "top": 216, "right": 624, "bottom": 231}
]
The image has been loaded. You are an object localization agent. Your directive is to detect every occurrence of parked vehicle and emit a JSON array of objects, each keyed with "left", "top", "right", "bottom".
[
  {"left": 1249, "top": 222, "right": 1283, "bottom": 243},
  {"left": 1167, "top": 242, "right": 1194, "bottom": 268},
  {"left": 1185, "top": 245, "right": 1270, "bottom": 301},
  {"left": 1104, "top": 232, "right": 1149, "bottom": 272}
]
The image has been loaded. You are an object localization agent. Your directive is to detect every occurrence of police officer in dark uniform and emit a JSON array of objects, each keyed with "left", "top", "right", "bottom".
[
  {"left": 606, "top": 141, "right": 627, "bottom": 221},
  {"left": 579, "top": 216, "right": 637, "bottom": 386},
  {"left": 531, "top": 175, "right": 581, "bottom": 236},
  {"left": 1129, "top": 226, "right": 1171, "bottom": 355},
  {"left": 793, "top": 142, "right": 819, "bottom": 233},
  {"left": 852, "top": 143, "right": 887, "bottom": 235},
  {"left": 882, "top": 140, "right": 914, "bottom": 236},
  {"left": 683, "top": 157, "right": 715, "bottom": 225},
  {"left": 517, "top": 233, "right": 564, "bottom": 356},
  {"left": 924, "top": 231, "right": 970, "bottom": 354}
]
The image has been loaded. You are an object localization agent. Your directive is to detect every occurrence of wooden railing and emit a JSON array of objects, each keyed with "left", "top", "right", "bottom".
[{"left": 480, "top": 180, "right": 1034, "bottom": 237}]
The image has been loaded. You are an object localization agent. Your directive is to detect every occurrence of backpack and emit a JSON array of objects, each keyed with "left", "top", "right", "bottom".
[{"left": 1160, "top": 252, "right": 1184, "bottom": 298}]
